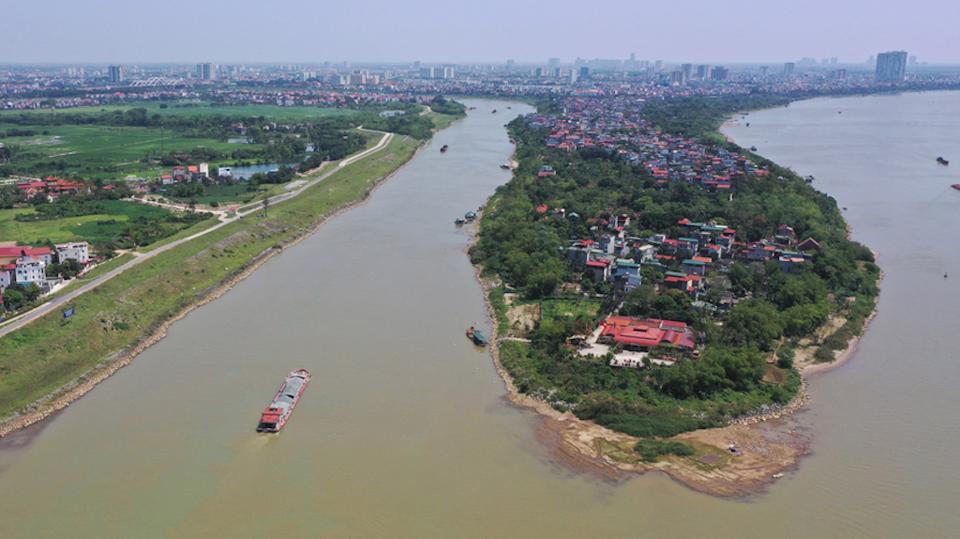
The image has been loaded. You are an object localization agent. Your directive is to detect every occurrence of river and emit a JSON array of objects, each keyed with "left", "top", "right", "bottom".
[{"left": 0, "top": 95, "right": 957, "bottom": 538}]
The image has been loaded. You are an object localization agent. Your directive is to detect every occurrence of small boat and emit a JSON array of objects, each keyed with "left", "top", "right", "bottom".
[
  {"left": 464, "top": 211, "right": 477, "bottom": 222},
  {"left": 454, "top": 218, "right": 465, "bottom": 226},
  {"left": 466, "top": 326, "right": 488, "bottom": 347},
  {"left": 772, "top": 473, "right": 785, "bottom": 479},
  {"left": 499, "top": 163, "right": 511, "bottom": 170},
  {"left": 256, "top": 369, "right": 311, "bottom": 433},
  {"left": 749, "top": 146, "right": 757, "bottom": 152},
  {"left": 937, "top": 157, "right": 949, "bottom": 165},
  {"left": 491, "top": 109, "right": 497, "bottom": 114},
  {"left": 440, "top": 144, "right": 449, "bottom": 153},
  {"left": 805, "top": 175, "right": 815, "bottom": 184},
  {"left": 952, "top": 184, "right": 960, "bottom": 191}
]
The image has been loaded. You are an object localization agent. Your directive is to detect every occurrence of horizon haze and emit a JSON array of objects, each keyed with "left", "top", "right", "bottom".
[{"left": 3, "top": 0, "right": 959, "bottom": 64}]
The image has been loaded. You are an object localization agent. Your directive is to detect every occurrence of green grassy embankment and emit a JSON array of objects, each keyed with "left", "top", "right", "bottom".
[{"left": 0, "top": 135, "right": 419, "bottom": 421}]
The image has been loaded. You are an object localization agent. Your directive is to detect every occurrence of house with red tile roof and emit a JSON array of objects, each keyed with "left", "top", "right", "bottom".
[{"left": 598, "top": 316, "right": 697, "bottom": 351}]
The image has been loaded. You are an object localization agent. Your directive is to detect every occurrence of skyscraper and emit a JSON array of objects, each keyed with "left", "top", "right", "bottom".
[
  {"left": 783, "top": 62, "right": 795, "bottom": 76},
  {"left": 107, "top": 65, "right": 124, "bottom": 83},
  {"left": 875, "top": 51, "right": 907, "bottom": 82},
  {"left": 196, "top": 62, "right": 215, "bottom": 80}
]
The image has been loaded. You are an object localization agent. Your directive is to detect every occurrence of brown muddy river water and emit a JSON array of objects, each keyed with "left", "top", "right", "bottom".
[{"left": 0, "top": 95, "right": 957, "bottom": 538}]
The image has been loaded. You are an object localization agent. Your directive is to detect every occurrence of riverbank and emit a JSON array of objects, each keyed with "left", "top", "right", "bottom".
[{"left": 0, "top": 135, "right": 425, "bottom": 437}]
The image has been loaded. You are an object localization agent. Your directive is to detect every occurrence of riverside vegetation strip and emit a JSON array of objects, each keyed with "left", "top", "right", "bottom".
[
  {"left": 0, "top": 132, "right": 425, "bottom": 428},
  {"left": 471, "top": 94, "right": 880, "bottom": 494}
]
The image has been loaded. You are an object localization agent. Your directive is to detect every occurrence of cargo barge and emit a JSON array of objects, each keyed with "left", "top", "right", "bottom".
[{"left": 256, "top": 369, "right": 311, "bottom": 433}]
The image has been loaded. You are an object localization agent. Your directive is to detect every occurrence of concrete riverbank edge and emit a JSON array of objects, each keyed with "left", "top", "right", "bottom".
[{"left": 0, "top": 136, "right": 429, "bottom": 438}]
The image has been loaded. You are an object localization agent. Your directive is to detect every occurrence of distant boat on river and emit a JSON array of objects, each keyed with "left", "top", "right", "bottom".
[
  {"left": 440, "top": 144, "right": 448, "bottom": 153},
  {"left": 937, "top": 157, "right": 949, "bottom": 165},
  {"left": 951, "top": 183, "right": 960, "bottom": 191}
]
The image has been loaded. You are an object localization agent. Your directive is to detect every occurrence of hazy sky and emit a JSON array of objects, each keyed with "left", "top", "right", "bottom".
[{"left": 3, "top": 0, "right": 958, "bottom": 64}]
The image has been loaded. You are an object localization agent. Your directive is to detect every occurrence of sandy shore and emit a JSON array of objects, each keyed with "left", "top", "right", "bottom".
[{"left": 0, "top": 141, "right": 426, "bottom": 439}]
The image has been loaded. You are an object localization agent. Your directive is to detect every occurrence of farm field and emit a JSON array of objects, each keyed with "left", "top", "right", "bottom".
[
  {"left": 0, "top": 101, "right": 360, "bottom": 121},
  {"left": 0, "top": 122, "right": 264, "bottom": 180},
  {"left": 0, "top": 200, "right": 196, "bottom": 245}
]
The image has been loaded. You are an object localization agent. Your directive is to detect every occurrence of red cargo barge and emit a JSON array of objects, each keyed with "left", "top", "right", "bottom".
[{"left": 256, "top": 369, "right": 311, "bottom": 433}]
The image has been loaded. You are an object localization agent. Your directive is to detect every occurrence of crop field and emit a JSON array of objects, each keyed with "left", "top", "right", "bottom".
[
  {"left": 0, "top": 200, "right": 187, "bottom": 245},
  {"left": 0, "top": 123, "right": 262, "bottom": 180},
  {"left": 0, "top": 101, "right": 359, "bottom": 121}
]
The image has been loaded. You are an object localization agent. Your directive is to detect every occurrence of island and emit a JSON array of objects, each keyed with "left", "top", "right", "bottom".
[{"left": 470, "top": 94, "right": 881, "bottom": 496}]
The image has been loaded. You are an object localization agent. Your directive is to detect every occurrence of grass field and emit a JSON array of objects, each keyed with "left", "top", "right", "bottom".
[
  {"left": 426, "top": 111, "right": 464, "bottom": 131},
  {"left": 164, "top": 183, "right": 265, "bottom": 205},
  {"left": 540, "top": 297, "right": 602, "bottom": 324},
  {"left": 0, "top": 122, "right": 264, "bottom": 180},
  {"left": 0, "top": 135, "right": 420, "bottom": 421},
  {"left": 0, "top": 200, "right": 185, "bottom": 245},
  {"left": 0, "top": 102, "right": 359, "bottom": 121},
  {"left": 0, "top": 102, "right": 365, "bottom": 181}
]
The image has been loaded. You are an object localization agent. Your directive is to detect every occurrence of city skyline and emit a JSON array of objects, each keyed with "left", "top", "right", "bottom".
[{"left": 2, "top": 0, "right": 958, "bottom": 64}]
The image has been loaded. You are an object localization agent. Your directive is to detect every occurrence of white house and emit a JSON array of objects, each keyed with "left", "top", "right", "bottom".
[
  {"left": 14, "top": 256, "right": 46, "bottom": 287},
  {"left": 56, "top": 242, "right": 90, "bottom": 264},
  {"left": 0, "top": 266, "right": 13, "bottom": 291}
]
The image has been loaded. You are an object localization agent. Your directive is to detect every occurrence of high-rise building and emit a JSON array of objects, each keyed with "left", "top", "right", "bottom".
[
  {"left": 695, "top": 65, "right": 711, "bottom": 80},
  {"left": 680, "top": 63, "right": 693, "bottom": 79},
  {"left": 196, "top": 62, "right": 215, "bottom": 80},
  {"left": 441, "top": 65, "right": 456, "bottom": 79},
  {"left": 578, "top": 66, "right": 590, "bottom": 79},
  {"left": 759, "top": 65, "right": 769, "bottom": 78},
  {"left": 108, "top": 65, "right": 124, "bottom": 83},
  {"left": 783, "top": 62, "right": 796, "bottom": 76},
  {"left": 711, "top": 67, "right": 729, "bottom": 81},
  {"left": 875, "top": 51, "right": 907, "bottom": 82}
]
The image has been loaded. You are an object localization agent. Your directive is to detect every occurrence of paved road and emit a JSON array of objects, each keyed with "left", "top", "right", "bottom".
[{"left": 0, "top": 131, "right": 393, "bottom": 339}]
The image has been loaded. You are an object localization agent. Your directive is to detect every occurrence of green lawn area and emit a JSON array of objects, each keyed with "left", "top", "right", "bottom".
[
  {"left": 0, "top": 122, "right": 265, "bottom": 180},
  {"left": 0, "top": 135, "right": 420, "bottom": 421},
  {"left": 164, "top": 183, "right": 266, "bottom": 205},
  {"left": 426, "top": 111, "right": 464, "bottom": 131},
  {"left": 0, "top": 200, "right": 177, "bottom": 244},
  {"left": 540, "top": 297, "right": 602, "bottom": 324}
]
